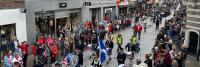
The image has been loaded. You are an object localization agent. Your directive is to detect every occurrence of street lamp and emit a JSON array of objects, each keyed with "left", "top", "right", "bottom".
[{"left": 39, "top": 10, "right": 47, "bottom": 35}]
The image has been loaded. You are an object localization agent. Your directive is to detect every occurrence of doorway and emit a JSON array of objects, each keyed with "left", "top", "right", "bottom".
[{"left": 189, "top": 32, "right": 199, "bottom": 55}]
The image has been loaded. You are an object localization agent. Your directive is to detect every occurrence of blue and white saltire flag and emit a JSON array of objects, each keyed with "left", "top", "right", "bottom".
[{"left": 98, "top": 37, "right": 108, "bottom": 64}]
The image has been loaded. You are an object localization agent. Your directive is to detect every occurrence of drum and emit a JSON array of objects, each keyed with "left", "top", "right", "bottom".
[
  {"left": 118, "top": 64, "right": 124, "bottom": 67},
  {"left": 64, "top": 53, "right": 79, "bottom": 67},
  {"left": 87, "top": 44, "right": 92, "bottom": 51},
  {"left": 125, "top": 52, "right": 133, "bottom": 59}
]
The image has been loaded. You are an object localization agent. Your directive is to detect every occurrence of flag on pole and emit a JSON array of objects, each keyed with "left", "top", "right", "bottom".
[{"left": 98, "top": 38, "right": 108, "bottom": 64}]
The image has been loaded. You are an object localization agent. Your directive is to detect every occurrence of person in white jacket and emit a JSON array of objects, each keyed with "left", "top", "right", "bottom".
[
  {"left": 12, "top": 53, "right": 23, "bottom": 66},
  {"left": 133, "top": 58, "right": 148, "bottom": 67}
]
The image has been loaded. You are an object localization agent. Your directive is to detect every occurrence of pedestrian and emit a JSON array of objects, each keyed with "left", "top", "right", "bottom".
[
  {"left": 64, "top": 37, "right": 70, "bottom": 56},
  {"left": 144, "top": 54, "right": 152, "bottom": 67},
  {"left": 181, "top": 44, "right": 188, "bottom": 67},
  {"left": 50, "top": 42, "right": 58, "bottom": 64},
  {"left": 133, "top": 24, "right": 138, "bottom": 36},
  {"left": 130, "top": 35, "right": 137, "bottom": 52},
  {"left": 32, "top": 43, "right": 38, "bottom": 57},
  {"left": 13, "top": 62, "right": 21, "bottom": 67},
  {"left": 155, "top": 15, "right": 160, "bottom": 30},
  {"left": 55, "top": 63, "right": 61, "bottom": 67},
  {"left": 117, "top": 48, "right": 126, "bottom": 66},
  {"left": 91, "top": 52, "right": 102, "bottom": 67},
  {"left": 117, "top": 34, "right": 123, "bottom": 52},
  {"left": 137, "top": 24, "right": 143, "bottom": 40},
  {"left": 37, "top": 35, "right": 45, "bottom": 45},
  {"left": 105, "top": 38, "right": 114, "bottom": 61},
  {"left": 4, "top": 50, "right": 13, "bottom": 67},
  {"left": 18, "top": 41, "right": 29, "bottom": 67},
  {"left": 133, "top": 58, "right": 148, "bottom": 67},
  {"left": 34, "top": 45, "right": 46, "bottom": 67},
  {"left": 76, "top": 50, "right": 83, "bottom": 67},
  {"left": 125, "top": 42, "right": 132, "bottom": 52},
  {"left": 163, "top": 51, "right": 172, "bottom": 67},
  {"left": 144, "top": 23, "right": 147, "bottom": 32},
  {"left": 56, "top": 36, "right": 64, "bottom": 61},
  {"left": 46, "top": 35, "right": 53, "bottom": 47},
  {"left": 10, "top": 36, "right": 21, "bottom": 56},
  {"left": 11, "top": 53, "right": 23, "bottom": 67},
  {"left": 176, "top": 52, "right": 184, "bottom": 67}
]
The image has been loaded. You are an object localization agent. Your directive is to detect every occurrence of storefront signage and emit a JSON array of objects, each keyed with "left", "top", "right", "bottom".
[
  {"left": 105, "top": 8, "right": 112, "bottom": 13},
  {"left": 85, "top": 2, "right": 91, "bottom": 6},
  {"left": 59, "top": 3, "right": 67, "bottom": 8}
]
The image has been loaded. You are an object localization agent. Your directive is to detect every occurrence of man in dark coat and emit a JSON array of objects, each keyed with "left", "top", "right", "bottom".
[
  {"left": 117, "top": 48, "right": 126, "bottom": 65},
  {"left": 144, "top": 54, "right": 152, "bottom": 67}
]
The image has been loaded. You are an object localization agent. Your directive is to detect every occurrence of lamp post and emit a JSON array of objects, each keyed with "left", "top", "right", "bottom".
[{"left": 39, "top": 10, "right": 47, "bottom": 42}]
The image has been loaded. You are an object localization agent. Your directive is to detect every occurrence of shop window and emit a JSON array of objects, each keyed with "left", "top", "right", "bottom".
[{"left": 0, "top": 24, "right": 16, "bottom": 57}]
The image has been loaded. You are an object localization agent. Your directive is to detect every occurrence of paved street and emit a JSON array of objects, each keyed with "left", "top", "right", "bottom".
[
  {"left": 82, "top": 19, "right": 159, "bottom": 67},
  {"left": 82, "top": 8, "right": 176, "bottom": 67}
]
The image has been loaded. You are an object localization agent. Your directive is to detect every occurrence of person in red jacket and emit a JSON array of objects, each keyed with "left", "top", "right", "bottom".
[
  {"left": 32, "top": 43, "right": 38, "bottom": 57},
  {"left": 18, "top": 41, "right": 29, "bottom": 67},
  {"left": 37, "top": 35, "right": 44, "bottom": 45},
  {"left": 133, "top": 24, "right": 138, "bottom": 36},
  {"left": 50, "top": 42, "right": 58, "bottom": 64},
  {"left": 138, "top": 24, "right": 143, "bottom": 40}
]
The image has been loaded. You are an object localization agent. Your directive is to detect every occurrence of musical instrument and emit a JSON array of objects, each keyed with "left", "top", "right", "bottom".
[{"left": 64, "top": 53, "right": 79, "bottom": 67}]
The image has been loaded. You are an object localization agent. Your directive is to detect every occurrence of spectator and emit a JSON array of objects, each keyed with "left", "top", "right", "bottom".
[
  {"left": 13, "top": 62, "right": 21, "bottom": 67},
  {"left": 50, "top": 42, "right": 58, "bottom": 64},
  {"left": 11, "top": 53, "right": 23, "bottom": 67},
  {"left": 46, "top": 35, "right": 53, "bottom": 47},
  {"left": 55, "top": 63, "right": 61, "bottom": 67},
  {"left": 91, "top": 52, "right": 102, "bottom": 67},
  {"left": 117, "top": 48, "right": 126, "bottom": 65},
  {"left": 144, "top": 54, "right": 152, "bottom": 67},
  {"left": 76, "top": 50, "right": 83, "bottom": 67},
  {"left": 56, "top": 36, "right": 64, "bottom": 61},
  {"left": 117, "top": 34, "right": 123, "bottom": 52},
  {"left": 37, "top": 35, "right": 44, "bottom": 45},
  {"left": 176, "top": 52, "right": 184, "bottom": 67},
  {"left": 18, "top": 41, "right": 29, "bottom": 67},
  {"left": 32, "top": 43, "right": 38, "bottom": 57},
  {"left": 137, "top": 24, "right": 143, "bottom": 40},
  {"left": 4, "top": 50, "right": 13, "bottom": 67},
  {"left": 163, "top": 50, "right": 172, "bottom": 67},
  {"left": 133, "top": 58, "right": 148, "bottom": 67},
  {"left": 10, "top": 36, "right": 21, "bottom": 56}
]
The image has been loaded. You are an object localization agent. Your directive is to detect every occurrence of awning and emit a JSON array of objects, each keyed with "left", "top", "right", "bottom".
[
  {"left": 55, "top": 10, "right": 69, "bottom": 19},
  {"left": 55, "top": 9, "right": 80, "bottom": 19}
]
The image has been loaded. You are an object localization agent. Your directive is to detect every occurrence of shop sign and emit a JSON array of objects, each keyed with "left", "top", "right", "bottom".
[
  {"left": 59, "top": 3, "right": 67, "bottom": 8},
  {"left": 105, "top": 8, "right": 112, "bottom": 13},
  {"left": 85, "top": 2, "right": 91, "bottom": 6}
]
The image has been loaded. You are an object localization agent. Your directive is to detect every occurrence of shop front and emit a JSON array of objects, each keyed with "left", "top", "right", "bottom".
[
  {"left": 90, "top": 8, "right": 101, "bottom": 27},
  {"left": 55, "top": 9, "right": 81, "bottom": 37},
  {"left": 0, "top": 9, "right": 27, "bottom": 59},
  {"left": 35, "top": 11, "right": 55, "bottom": 37},
  {"left": 34, "top": 9, "right": 81, "bottom": 38},
  {"left": 0, "top": 24, "right": 16, "bottom": 53},
  {"left": 104, "top": 7, "right": 116, "bottom": 21}
]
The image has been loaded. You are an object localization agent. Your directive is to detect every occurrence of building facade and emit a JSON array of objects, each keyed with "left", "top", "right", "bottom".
[
  {"left": 0, "top": 0, "right": 27, "bottom": 43},
  {"left": 25, "top": 0, "right": 82, "bottom": 43},
  {"left": 183, "top": 0, "right": 200, "bottom": 58},
  {"left": 82, "top": 0, "right": 117, "bottom": 23}
]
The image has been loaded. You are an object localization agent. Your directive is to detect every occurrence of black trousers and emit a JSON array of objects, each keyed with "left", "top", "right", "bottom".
[
  {"left": 23, "top": 54, "right": 28, "bottom": 67},
  {"left": 117, "top": 45, "right": 122, "bottom": 52}
]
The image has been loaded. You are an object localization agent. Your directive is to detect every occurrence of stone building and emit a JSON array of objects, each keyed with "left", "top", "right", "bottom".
[{"left": 183, "top": 0, "right": 200, "bottom": 59}]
